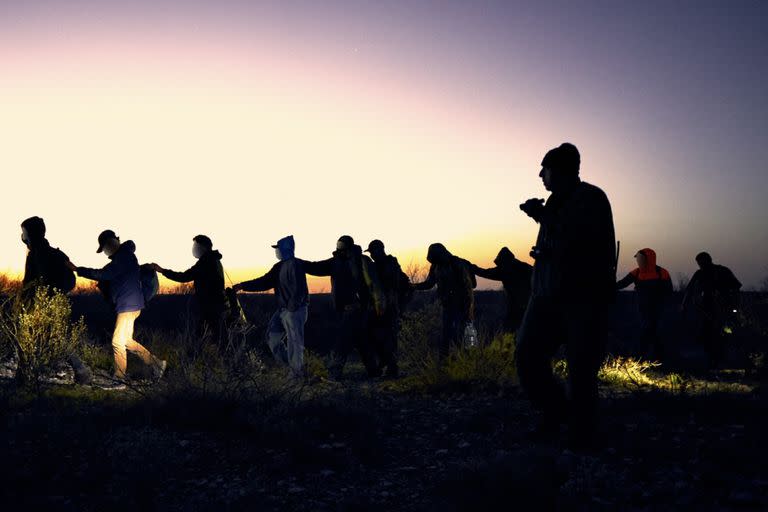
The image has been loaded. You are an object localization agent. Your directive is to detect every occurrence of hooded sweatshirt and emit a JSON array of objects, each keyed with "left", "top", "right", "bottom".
[
  {"left": 239, "top": 236, "right": 309, "bottom": 312},
  {"left": 77, "top": 241, "right": 145, "bottom": 313},
  {"left": 472, "top": 248, "right": 532, "bottom": 310},
  {"left": 616, "top": 248, "right": 673, "bottom": 314},
  {"left": 21, "top": 218, "right": 74, "bottom": 296},
  {"left": 415, "top": 244, "right": 477, "bottom": 319},
  {"left": 161, "top": 250, "right": 227, "bottom": 314}
]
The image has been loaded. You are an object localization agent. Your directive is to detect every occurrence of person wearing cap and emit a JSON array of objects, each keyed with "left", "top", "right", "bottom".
[
  {"left": 152, "top": 235, "right": 227, "bottom": 345},
  {"left": 471, "top": 247, "right": 532, "bottom": 334},
  {"left": 67, "top": 230, "right": 166, "bottom": 387},
  {"left": 516, "top": 142, "right": 615, "bottom": 449},
  {"left": 303, "top": 235, "right": 384, "bottom": 379},
  {"left": 413, "top": 243, "right": 477, "bottom": 359},
  {"left": 681, "top": 252, "right": 742, "bottom": 368},
  {"left": 616, "top": 248, "right": 673, "bottom": 360},
  {"left": 233, "top": 236, "right": 309, "bottom": 378},
  {"left": 365, "top": 239, "right": 412, "bottom": 378},
  {"left": 18, "top": 216, "right": 93, "bottom": 385}
]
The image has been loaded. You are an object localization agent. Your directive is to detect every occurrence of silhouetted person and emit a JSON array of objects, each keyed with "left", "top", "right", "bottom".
[
  {"left": 517, "top": 143, "right": 616, "bottom": 449},
  {"left": 303, "top": 235, "right": 384, "bottom": 379},
  {"left": 233, "top": 236, "right": 309, "bottom": 378},
  {"left": 413, "top": 243, "right": 477, "bottom": 359},
  {"left": 365, "top": 239, "right": 412, "bottom": 378},
  {"left": 68, "top": 230, "right": 166, "bottom": 388},
  {"left": 681, "top": 252, "right": 742, "bottom": 368},
  {"left": 19, "top": 216, "right": 92, "bottom": 385},
  {"left": 471, "top": 247, "right": 532, "bottom": 333},
  {"left": 153, "top": 235, "right": 227, "bottom": 344},
  {"left": 616, "top": 248, "right": 673, "bottom": 360}
]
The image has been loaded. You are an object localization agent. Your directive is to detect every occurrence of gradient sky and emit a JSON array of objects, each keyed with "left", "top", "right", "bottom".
[{"left": 1, "top": 0, "right": 766, "bottom": 290}]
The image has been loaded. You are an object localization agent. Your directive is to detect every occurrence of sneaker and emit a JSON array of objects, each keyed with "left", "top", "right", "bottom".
[{"left": 100, "top": 379, "right": 127, "bottom": 391}]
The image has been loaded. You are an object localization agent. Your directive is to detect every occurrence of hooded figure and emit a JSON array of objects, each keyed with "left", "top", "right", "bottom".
[
  {"left": 616, "top": 248, "right": 673, "bottom": 359},
  {"left": 681, "top": 252, "right": 742, "bottom": 367},
  {"left": 472, "top": 247, "right": 533, "bottom": 333},
  {"left": 75, "top": 231, "right": 165, "bottom": 385},
  {"left": 414, "top": 243, "right": 477, "bottom": 358},
  {"left": 154, "top": 235, "right": 228, "bottom": 343},
  {"left": 235, "top": 235, "right": 309, "bottom": 377},
  {"left": 303, "top": 235, "right": 383, "bottom": 378},
  {"left": 18, "top": 216, "right": 91, "bottom": 385},
  {"left": 20, "top": 216, "right": 76, "bottom": 297},
  {"left": 516, "top": 143, "right": 616, "bottom": 449}
]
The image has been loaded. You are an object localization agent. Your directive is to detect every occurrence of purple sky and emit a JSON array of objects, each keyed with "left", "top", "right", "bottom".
[{"left": 1, "top": 1, "right": 767, "bottom": 287}]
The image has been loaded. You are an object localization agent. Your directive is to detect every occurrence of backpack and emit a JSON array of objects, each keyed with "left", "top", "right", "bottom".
[
  {"left": 396, "top": 268, "right": 414, "bottom": 308},
  {"left": 140, "top": 264, "right": 159, "bottom": 304},
  {"left": 46, "top": 247, "right": 76, "bottom": 294}
]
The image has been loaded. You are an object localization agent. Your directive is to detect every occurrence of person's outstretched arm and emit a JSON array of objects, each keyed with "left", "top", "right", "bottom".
[
  {"left": 235, "top": 264, "right": 279, "bottom": 292},
  {"left": 159, "top": 262, "right": 199, "bottom": 283},
  {"left": 616, "top": 271, "right": 637, "bottom": 290},
  {"left": 413, "top": 266, "right": 437, "bottom": 291},
  {"left": 76, "top": 260, "right": 118, "bottom": 282},
  {"left": 302, "top": 258, "right": 334, "bottom": 277},
  {"left": 472, "top": 264, "right": 502, "bottom": 281}
]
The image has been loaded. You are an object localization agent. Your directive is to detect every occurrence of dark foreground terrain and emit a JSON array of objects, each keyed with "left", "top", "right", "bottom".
[{"left": 0, "top": 291, "right": 767, "bottom": 511}]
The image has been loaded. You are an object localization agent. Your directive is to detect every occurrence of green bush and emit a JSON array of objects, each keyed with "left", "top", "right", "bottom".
[{"left": 0, "top": 287, "right": 86, "bottom": 388}]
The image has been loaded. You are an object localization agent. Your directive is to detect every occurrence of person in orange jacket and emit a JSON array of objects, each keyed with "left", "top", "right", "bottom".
[{"left": 616, "top": 248, "right": 673, "bottom": 360}]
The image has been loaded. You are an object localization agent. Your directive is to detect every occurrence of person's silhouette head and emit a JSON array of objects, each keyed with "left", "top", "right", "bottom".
[
  {"left": 97, "top": 230, "right": 120, "bottom": 257},
  {"left": 365, "top": 239, "right": 386, "bottom": 261},
  {"left": 334, "top": 235, "right": 355, "bottom": 258},
  {"left": 695, "top": 251, "right": 713, "bottom": 270},
  {"left": 193, "top": 235, "right": 213, "bottom": 259},
  {"left": 426, "top": 243, "right": 451, "bottom": 265},
  {"left": 539, "top": 142, "right": 580, "bottom": 192},
  {"left": 494, "top": 247, "right": 516, "bottom": 267},
  {"left": 21, "top": 216, "right": 46, "bottom": 248}
]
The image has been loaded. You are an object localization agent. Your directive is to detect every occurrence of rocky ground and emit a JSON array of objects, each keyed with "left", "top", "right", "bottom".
[{"left": 1, "top": 360, "right": 767, "bottom": 512}]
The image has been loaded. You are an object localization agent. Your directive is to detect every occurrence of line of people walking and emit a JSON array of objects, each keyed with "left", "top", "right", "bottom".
[{"left": 14, "top": 142, "right": 743, "bottom": 448}]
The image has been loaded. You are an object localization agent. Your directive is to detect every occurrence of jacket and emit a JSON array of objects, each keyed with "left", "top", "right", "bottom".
[
  {"left": 616, "top": 248, "right": 673, "bottom": 314},
  {"left": 239, "top": 237, "right": 309, "bottom": 312},
  {"left": 77, "top": 241, "right": 145, "bottom": 313},
  {"left": 161, "top": 250, "right": 227, "bottom": 314},
  {"left": 529, "top": 180, "right": 616, "bottom": 303}
]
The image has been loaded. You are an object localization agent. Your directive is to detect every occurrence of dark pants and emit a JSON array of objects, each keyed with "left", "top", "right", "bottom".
[
  {"left": 695, "top": 308, "right": 729, "bottom": 368},
  {"left": 639, "top": 306, "right": 664, "bottom": 360},
  {"left": 516, "top": 297, "right": 609, "bottom": 437},
  {"left": 440, "top": 307, "right": 467, "bottom": 359},
  {"left": 199, "top": 308, "right": 227, "bottom": 346},
  {"left": 368, "top": 309, "right": 399, "bottom": 374},
  {"left": 504, "top": 303, "right": 527, "bottom": 334},
  {"left": 331, "top": 305, "right": 377, "bottom": 377}
]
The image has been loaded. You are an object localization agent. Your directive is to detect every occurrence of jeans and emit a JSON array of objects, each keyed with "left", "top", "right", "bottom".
[
  {"left": 267, "top": 305, "right": 308, "bottom": 377},
  {"left": 112, "top": 310, "right": 157, "bottom": 379}
]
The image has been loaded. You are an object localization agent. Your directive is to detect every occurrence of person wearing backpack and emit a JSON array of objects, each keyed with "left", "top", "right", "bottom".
[
  {"left": 364, "top": 239, "right": 411, "bottom": 378},
  {"left": 67, "top": 230, "right": 166, "bottom": 388},
  {"left": 233, "top": 235, "right": 309, "bottom": 378},
  {"left": 471, "top": 247, "right": 532, "bottom": 334},
  {"left": 413, "top": 243, "right": 477, "bottom": 360},
  {"left": 303, "top": 235, "right": 385, "bottom": 379},
  {"left": 616, "top": 248, "right": 673, "bottom": 360},
  {"left": 152, "top": 235, "right": 228, "bottom": 345},
  {"left": 19, "top": 216, "right": 92, "bottom": 384}
]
